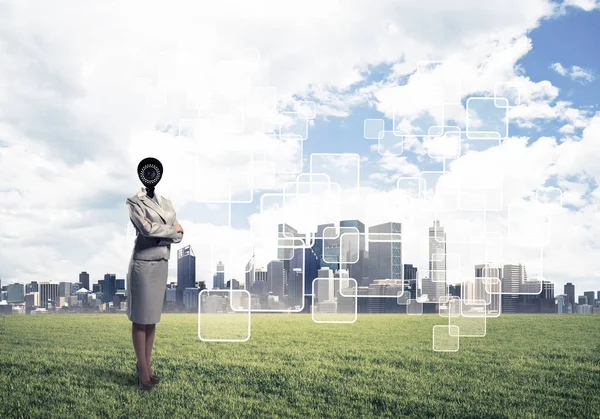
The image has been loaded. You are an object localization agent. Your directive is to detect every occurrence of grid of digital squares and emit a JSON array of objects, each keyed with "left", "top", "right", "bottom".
[{"left": 136, "top": 55, "right": 553, "bottom": 349}]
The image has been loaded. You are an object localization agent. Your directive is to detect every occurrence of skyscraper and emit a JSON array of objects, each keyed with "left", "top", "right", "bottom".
[
  {"left": 253, "top": 268, "right": 268, "bottom": 296},
  {"left": 267, "top": 260, "right": 285, "bottom": 298},
  {"left": 502, "top": 264, "right": 527, "bottom": 313},
  {"left": 583, "top": 291, "right": 595, "bottom": 307},
  {"left": 316, "top": 223, "right": 339, "bottom": 271},
  {"left": 564, "top": 282, "right": 575, "bottom": 308},
  {"left": 79, "top": 272, "right": 90, "bottom": 291},
  {"left": 316, "top": 267, "right": 335, "bottom": 302},
  {"left": 102, "top": 274, "right": 116, "bottom": 303},
  {"left": 423, "top": 219, "right": 446, "bottom": 302},
  {"left": 340, "top": 219, "right": 367, "bottom": 285},
  {"left": 404, "top": 264, "right": 417, "bottom": 281},
  {"left": 39, "top": 282, "right": 59, "bottom": 309},
  {"left": 287, "top": 268, "right": 303, "bottom": 308},
  {"left": 7, "top": 283, "right": 24, "bottom": 303},
  {"left": 368, "top": 222, "right": 402, "bottom": 287},
  {"left": 177, "top": 245, "right": 196, "bottom": 305},
  {"left": 245, "top": 249, "right": 255, "bottom": 293},
  {"left": 542, "top": 281, "right": 555, "bottom": 299},
  {"left": 474, "top": 263, "right": 502, "bottom": 314},
  {"left": 213, "top": 261, "right": 225, "bottom": 289},
  {"left": 59, "top": 282, "right": 72, "bottom": 299},
  {"left": 555, "top": 294, "right": 571, "bottom": 314}
]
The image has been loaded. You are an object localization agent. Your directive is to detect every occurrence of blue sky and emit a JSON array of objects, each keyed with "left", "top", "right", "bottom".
[{"left": 224, "top": 6, "right": 600, "bottom": 231}]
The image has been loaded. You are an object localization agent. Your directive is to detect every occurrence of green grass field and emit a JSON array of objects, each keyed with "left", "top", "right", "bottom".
[{"left": 1, "top": 313, "right": 599, "bottom": 418}]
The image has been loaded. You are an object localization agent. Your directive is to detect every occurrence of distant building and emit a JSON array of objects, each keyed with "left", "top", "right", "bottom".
[
  {"left": 583, "top": 291, "right": 595, "bottom": 307},
  {"left": 59, "top": 282, "right": 72, "bottom": 298},
  {"left": 404, "top": 264, "right": 417, "bottom": 281},
  {"left": 177, "top": 245, "right": 196, "bottom": 306},
  {"left": 267, "top": 260, "right": 285, "bottom": 298},
  {"left": 564, "top": 283, "right": 575, "bottom": 308},
  {"left": 575, "top": 304, "right": 593, "bottom": 314},
  {"left": 502, "top": 264, "right": 527, "bottom": 314},
  {"left": 226, "top": 279, "right": 241, "bottom": 290},
  {"left": 39, "top": 282, "right": 59, "bottom": 310},
  {"left": 183, "top": 288, "right": 200, "bottom": 310},
  {"left": 423, "top": 220, "right": 446, "bottom": 302},
  {"left": 213, "top": 261, "right": 225, "bottom": 289},
  {"left": 7, "top": 283, "right": 25, "bottom": 303},
  {"left": 79, "top": 272, "right": 90, "bottom": 291}
]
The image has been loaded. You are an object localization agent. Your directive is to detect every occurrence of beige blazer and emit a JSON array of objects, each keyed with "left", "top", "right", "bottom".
[{"left": 126, "top": 187, "right": 183, "bottom": 261}]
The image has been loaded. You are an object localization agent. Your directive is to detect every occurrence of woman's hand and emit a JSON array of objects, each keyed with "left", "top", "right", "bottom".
[{"left": 144, "top": 216, "right": 183, "bottom": 233}]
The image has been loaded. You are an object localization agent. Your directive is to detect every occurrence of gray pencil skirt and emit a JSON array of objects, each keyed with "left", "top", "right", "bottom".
[{"left": 126, "top": 257, "right": 168, "bottom": 324}]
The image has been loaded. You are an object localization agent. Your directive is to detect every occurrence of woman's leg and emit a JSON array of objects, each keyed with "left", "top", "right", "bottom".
[
  {"left": 145, "top": 324, "right": 156, "bottom": 375},
  {"left": 132, "top": 321, "right": 150, "bottom": 382}
]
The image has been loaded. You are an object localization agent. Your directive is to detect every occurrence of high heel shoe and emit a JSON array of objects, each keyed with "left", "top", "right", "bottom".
[
  {"left": 149, "top": 373, "right": 160, "bottom": 385},
  {"left": 136, "top": 363, "right": 154, "bottom": 391}
]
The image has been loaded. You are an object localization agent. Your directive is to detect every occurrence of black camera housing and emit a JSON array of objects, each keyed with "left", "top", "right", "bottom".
[{"left": 137, "top": 157, "right": 163, "bottom": 190}]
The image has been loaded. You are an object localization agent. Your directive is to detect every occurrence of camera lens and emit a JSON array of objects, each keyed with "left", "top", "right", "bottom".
[{"left": 144, "top": 167, "right": 157, "bottom": 181}]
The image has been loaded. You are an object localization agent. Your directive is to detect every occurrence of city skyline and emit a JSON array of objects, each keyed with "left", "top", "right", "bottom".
[{"left": 3, "top": 217, "right": 599, "bottom": 315}]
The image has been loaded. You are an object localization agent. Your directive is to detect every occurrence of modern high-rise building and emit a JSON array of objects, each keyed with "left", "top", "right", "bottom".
[
  {"left": 267, "top": 260, "right": 285, "bottom": 298},
  {"left": 578, "top": 295, "right": 588, "bottom": 305},
  {"left": 316, "top": 223, "right": 339, "bottom": 272},
  {"left": 226, "top": 279, "right": 240, "bottom": 290},
  {"left": 177, "top": 245, "right": 196, "bottom": 305},
  {"left": 404, "top": 264, "right": 417, "bottom": 280},
  {"left": 339, "top": 220, "right": 367, "bottom": 285},
  {"left": 183, "top": 288, "right": 200, "bottom": 310},
  {"left": 79, "top": 272, "right": 90, "bottom": 291},
  {"left": 39, "top": 282, "right": 59, "bottom": 309},
  {"left": 102, "top": 274, "right": 116, "bottom": 303},
  {"left": 423, "top": 219, "right": 446, "bottom": 302},
  {"left": 213, "top": 261, "right": 225, "bottom": 289},
  {"left": 501, "top": 264, "right": 527, "bottom": 313},
  {"left": 316, "top": 267, "right": 335, "bottom": 302},
  {"left": 474, "top": 263, "right": 502, "bottom": 315},
  {"left": 368, "top": 222, "right": 402, "bottom": 287},
  {"left": 59, "top": 282, "right": 72, "bottom": 298},
  {"left": 251, "top": 267, "right": 268, "bottom": 297},
  {"left": 542, "top": 281, "right": 555, "bottom": 299},
  {"left": 564, "top": 282, "right": 575, "bottom": 308},
  {"left": 292, "top": 244, "right": 320, "bottom": 295},
  {"left": 7, "top": 283, "right": 24, "bottom": 303},
  {"left": 245, "top": 250, "right": 255, "bottom": 293},
  {"left": 583, "top": 291, "right": 595, "bottom": 307},
  {"left": 555, "top": 294, "right": 571, "bottom": 314},
  {"left": 287, "top": 268, "right": 304, "bottom": 308}
]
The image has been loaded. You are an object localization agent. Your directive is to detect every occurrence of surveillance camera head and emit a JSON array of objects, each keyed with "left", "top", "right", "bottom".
[{"left": 137, "top": 157, "right": 163, "bottom": 189}]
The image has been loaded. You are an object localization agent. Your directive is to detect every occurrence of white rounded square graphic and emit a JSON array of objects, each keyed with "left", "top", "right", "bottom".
[
  {"left": 433, "top": 325, "right": 460, "bottom": 352},
  {"left": 466, "top": 97, "right": 509, "bottom": 140},
  {"left": 312, "top": 278, "right": 357, "bottom": 323},
  {"left": 198, "top": 289, "right": 251, "bottom": 342},
  {"left": 364, "top": 118, "right": 385, "bottom": 140}
]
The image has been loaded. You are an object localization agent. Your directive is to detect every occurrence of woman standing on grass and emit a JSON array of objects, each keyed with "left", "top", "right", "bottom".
[{"left": 125, "top": 157, "right": 184, "bottom": 390}]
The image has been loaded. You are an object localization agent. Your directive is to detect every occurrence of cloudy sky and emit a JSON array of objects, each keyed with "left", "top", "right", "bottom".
[{"left": 0, "top": 0, "right": 599, "bottom": 297}]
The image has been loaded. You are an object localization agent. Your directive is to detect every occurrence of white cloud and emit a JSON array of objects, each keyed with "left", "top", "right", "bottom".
[
  {"left": 570, "top": 65, "right": 596, "bottom": 83},
  {"left": 560, "top": 0, "right": 600, "bottom": 11},
  {"left": 550, "top": 62, "right": 596, "bottom": 84},
  {"left": 550, "top": 62, "right": 568, "bottom": 76}
]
